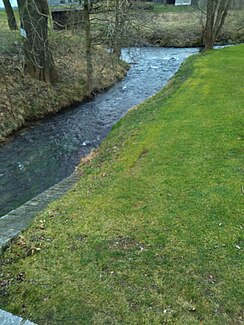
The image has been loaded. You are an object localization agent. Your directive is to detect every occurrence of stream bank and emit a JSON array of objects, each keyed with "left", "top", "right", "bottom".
[
  {"left": 1, "top": 7, "right": 243, "bottom": 143},
  {"left": 0, "top": 36, "right": 128, "bottom": 143},
  {"left": 0, "top": 45, "right": 243, "bottom": 325},
  {"left": 0, "top": 47, "right": 198, "bottom": 217}
]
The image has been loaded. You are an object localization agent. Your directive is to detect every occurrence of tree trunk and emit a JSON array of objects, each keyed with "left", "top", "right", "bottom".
[
  {"left": 191, "top": 0, "right": 198, "bottom": 8},
  {"left": 113, "top": 0, "right": 127, "bottom": 59},
  {"left": 204, "top": 0, "right": 215, "bottom": 50},
  {"left": 113, "top": 0, "right": 121, "bottom": 59},
  {"left": 203, "top": 0, "right": 232, "bottom": 51},
  {"left": 17, "top": 0, "right": 58, "bottom": 84},
  {"left": 3, "top": 0, "right": 18, "bottom": 30},
  {"left": 84, "top": 0, "right": 93, "bottom": 96}
]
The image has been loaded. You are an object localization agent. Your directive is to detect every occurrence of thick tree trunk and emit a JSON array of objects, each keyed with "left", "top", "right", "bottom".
[
  {"left": 84, "top": 0, "right": 93, "bottom": 96},
  {"left": 17, "top": 0, "right": 58, "bottom": 84},
  {"left": 204, "top": 0, "right": 215, "bottom": 50},
  {"left": 203, "top": 0, "right": 231, "bottom": 51},
  {"left": 3, "top": 0, "right": 18, "bottom": 30}
]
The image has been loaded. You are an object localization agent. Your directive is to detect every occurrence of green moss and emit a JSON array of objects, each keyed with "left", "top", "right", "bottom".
[{"left": 0, "top": 43, "right": 244, "bottom": 324}]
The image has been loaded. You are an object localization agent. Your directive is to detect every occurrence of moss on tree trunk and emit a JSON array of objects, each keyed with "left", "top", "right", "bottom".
[{"left": 17, "top": 0, "right": 58, "bottom": 84}]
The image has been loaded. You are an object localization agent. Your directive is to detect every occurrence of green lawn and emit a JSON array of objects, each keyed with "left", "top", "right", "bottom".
[
  {"left": 151, "top": 3, "right": 191, "bottom": 13},
  {"left": 0, "top": 10, "right": 21, "bottom": 55},
  {"left": 0, "top": 45, "right": 243, "bottom": 324}
]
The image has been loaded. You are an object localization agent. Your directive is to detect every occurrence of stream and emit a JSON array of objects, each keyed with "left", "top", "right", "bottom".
[{"left": 0, "top": 47, "right": 198, "bottom": 217}]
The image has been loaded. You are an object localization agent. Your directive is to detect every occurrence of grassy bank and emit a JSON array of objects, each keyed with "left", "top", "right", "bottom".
[
  {"left": 0, "top": 44, "right": 243, "bottom": 324},
  {"left": 0, "top": 13, "right": 127, "bottom": 143},
  {"left": 141, "top": 8, "right": 244, "bottom": 47},
  {"left": 94, "top": 5, "right": 244, "bottom": 48}
]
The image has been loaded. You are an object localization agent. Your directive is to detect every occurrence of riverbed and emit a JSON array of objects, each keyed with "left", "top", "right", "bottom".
[{"left": 0, "top": 47, "right": 198, "bottom": 217}]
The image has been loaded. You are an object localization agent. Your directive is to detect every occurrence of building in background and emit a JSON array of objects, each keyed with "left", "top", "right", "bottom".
[
  {"left": 158, "top": 0, "right": 192, "bottom": 4},
  {"left": 175, "top": 0, "right": 191, "bottom": 5},
  {"left": 0, "top": 0, "right": 17, "bottom": 8},
  {"left": 0, "top": 0, "right": 76, "bottom": 9},
  {"left": 49, "top": 0, "right": 75, "bottom": 4}
]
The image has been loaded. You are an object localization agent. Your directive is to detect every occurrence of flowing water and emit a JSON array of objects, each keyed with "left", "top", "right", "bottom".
[{"left": 0, "top": 47, "right": 198, "bottom": 217}]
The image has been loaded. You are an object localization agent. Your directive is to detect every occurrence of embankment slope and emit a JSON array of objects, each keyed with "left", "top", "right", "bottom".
[{"left": 0, "top": 44, "right": 243, "bottom": 324}]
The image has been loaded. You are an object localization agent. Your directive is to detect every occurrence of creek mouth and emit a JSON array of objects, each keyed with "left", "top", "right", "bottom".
[{"left": 0, "top": 47, "right": 198, "bottom": 217}]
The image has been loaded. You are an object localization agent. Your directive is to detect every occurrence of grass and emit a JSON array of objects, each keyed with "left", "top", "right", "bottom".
[
  {"left": 141, "top": 8, "right": 244, "bottom": 47},
  {"left": 0, "top": 10, "right": 21, "bottom": 54},
  {"left": 151, "top": 3, "right": 191, "bottom": 13},
  {"left": 93, "top": 5, "right": 244, "bottom": 47},
  {"left": 0, "top": 44, "right": 243, "bottom": 324}
]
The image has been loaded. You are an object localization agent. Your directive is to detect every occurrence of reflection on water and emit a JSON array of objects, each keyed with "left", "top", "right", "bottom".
[{"left": 0, "top": 47, "right": 198, "bottom": 217}]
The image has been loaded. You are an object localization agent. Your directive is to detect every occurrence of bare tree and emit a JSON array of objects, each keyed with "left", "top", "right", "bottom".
[
  {"left": 103, "top": 0, "right": 136, "bottom": 58},
  {"left": 83, "top": 0, "right": 93, "bottom": 95},
  {"left": 191, "top": 0, "right": 197, "bottom": 7},
  {"left": 3, "top": 0, "right": 18, "bottom": 30},
  {"left": 17, "top": 0, "right": 58, "bottom": 83},
  {"left": 79, "top": 0, "right": 130, "bottom": 92},
  {"left": 112, "top": 0, "right": 127, "bottom": 58},
  {"left": 203, "top": 0, "right": 232, "bottom": 50}
]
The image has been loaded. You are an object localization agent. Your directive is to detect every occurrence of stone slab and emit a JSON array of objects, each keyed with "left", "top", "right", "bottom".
[
  {"left": 0, "top": 309, "right": 36, "bottom": 324},
  {"left": 0, "top": 172, "right": 79, "bottom": 254},
  {"left": 0, "top": 228, "right": 21, "bottom": 238},
  {"left": 0, "top": 215, "right": 34, "bottom": 230},
  {"left": 0, "top": 236, "right": 11, "bottom": 254},
  {"left": 0, "top": 173, "right": 80, "bottom": 324}
]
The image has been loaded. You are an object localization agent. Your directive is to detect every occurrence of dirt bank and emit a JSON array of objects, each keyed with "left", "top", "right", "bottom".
[
  {"left": 0, "top": 32, "right": 128, "bottom": 143},
  {"left": 1, "top": 7, "right": 243, "bottom": 143},
  {"left": 142, "top": 10, "right": 244, "bottom": 47}
]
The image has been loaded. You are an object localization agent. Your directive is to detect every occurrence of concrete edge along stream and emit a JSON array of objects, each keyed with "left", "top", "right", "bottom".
[
  {"left": 0, "top": 308, "right": 36, "bottom": 324},
  {"left": 0, "top": 172, "right": 80, "bottom": 253},
  {"left": 0, "top": 173, "right": 80, "bottom": 325},
  {"left": 0, "top": 173, "right": 80, "bottom": 324}
]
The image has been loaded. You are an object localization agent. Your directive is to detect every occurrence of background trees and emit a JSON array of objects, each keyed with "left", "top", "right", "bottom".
[
  {"left": 83, "top": 0, "right": 93, "bottom": 94},
  {"left": 1, "top": 0, "right": 243, "bottom": 84},
  {"left": 112, "top": 0, "right": 128, "bottom": 59},
  {"left": 203, "top": 0, "right": 232, "bottom": 50}
]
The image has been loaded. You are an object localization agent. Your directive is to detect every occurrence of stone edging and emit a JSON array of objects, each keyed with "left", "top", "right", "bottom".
[
  {"left": 0, "top": 173, "right": 80, "bottom": 324},
  {"left": 0, "top": 308, "right": 36, "bottom": 324},
  {"left": 0, "top": 172, "right": 80, "bottom": 254}
]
